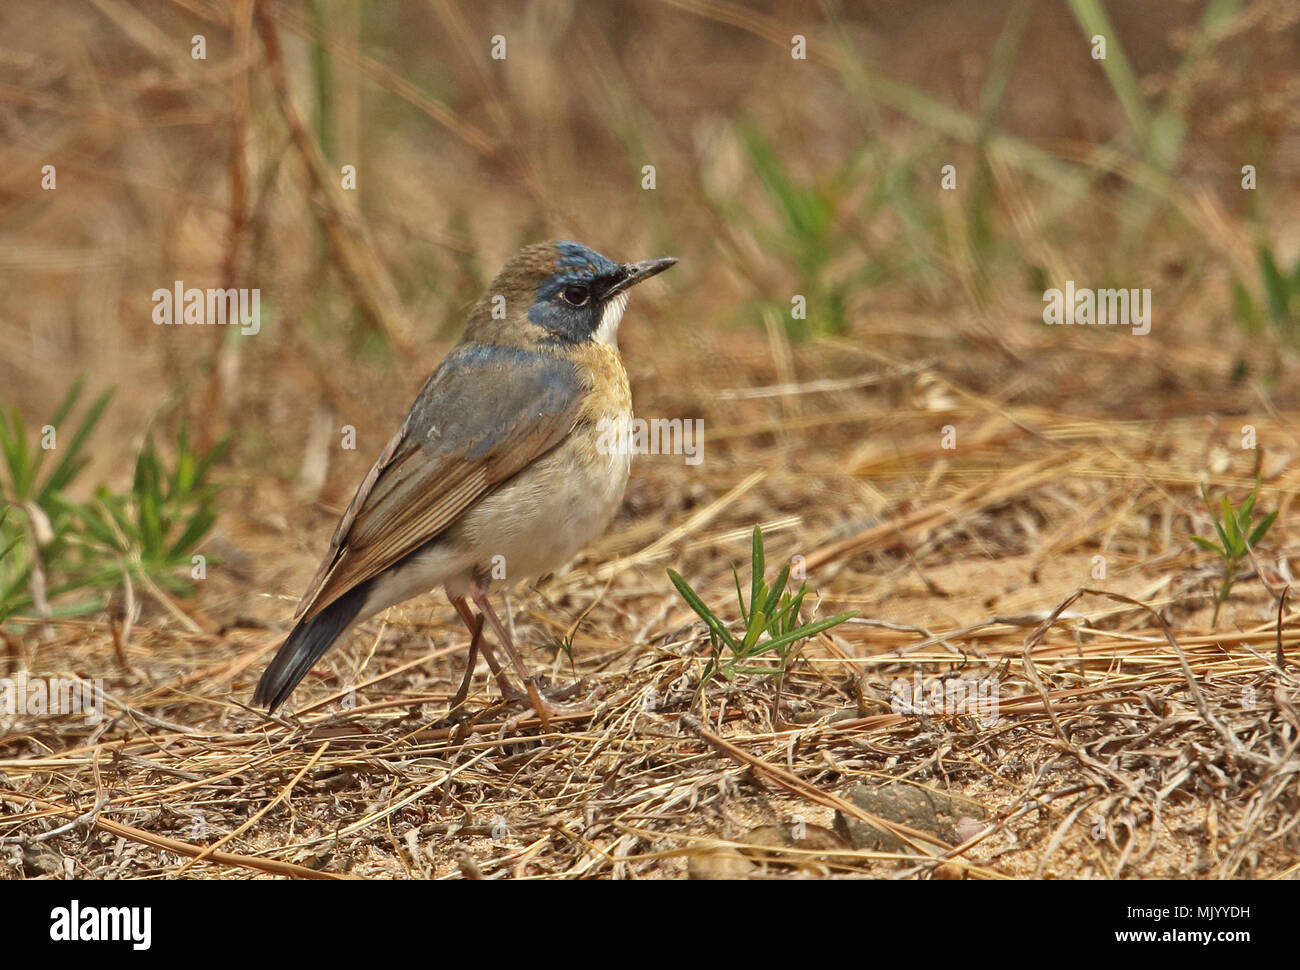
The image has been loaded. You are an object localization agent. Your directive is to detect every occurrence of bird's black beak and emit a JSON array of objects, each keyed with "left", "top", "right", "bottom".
[{"left": 609, "top": 257, "right": 677, "bottom": 296}]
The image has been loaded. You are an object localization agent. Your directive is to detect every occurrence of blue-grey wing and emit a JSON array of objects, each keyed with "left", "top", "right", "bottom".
[{"left": 294, "top": 346, "right": 585, "bottom": 621}]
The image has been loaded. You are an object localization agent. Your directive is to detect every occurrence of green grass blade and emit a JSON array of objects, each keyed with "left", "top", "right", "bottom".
[
  {"left": 667, "top": 568, "right": 738, "bottom": 652},
  {"left": 1066, "top": 0, "right": 1150, "bottom": 151},
  {"left": 168, "top": 507, "right": 216, "bottom": 562},
  {"left": 38, "top": 386, "right": 113, "bottom": 505},
  {"left": 741, "top": 609, "right": 768, "bottom": 652},
  {"left": 1190, "top": 535, "right": 1221, "bottom": 554},
  {"left": 1260, "top": 246, "right": 1292, "bottom": 324},
  {"left": 732, "top": 564, "right": 748, "bottom": 624},
  {"left": 29, "top": 376, "right": 85, "bottom": 489},
  {"left": 1249, "top": 509, "right": 1278, "bottom": 548},
  {"left": 749, "top": 525, "right": 764, "bottom": 622},
  {"left": 752, "top": 611, "right": 857, "bottom": 656},
  {"left": 763, "top": 564, "right": 791, "bottom": 616}
]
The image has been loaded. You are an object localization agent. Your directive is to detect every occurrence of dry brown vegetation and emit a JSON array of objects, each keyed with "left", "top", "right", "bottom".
[{"left": 2, "top": 0, "right": 1300, "bottom": 880}]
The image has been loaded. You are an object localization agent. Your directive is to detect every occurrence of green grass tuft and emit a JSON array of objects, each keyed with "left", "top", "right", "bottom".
[
  {"left": 667, "top": 525, "right": 855, "bottom": 704},
  {"left": 1191, "top": 481, "right": 1278, "bottom": 627}
]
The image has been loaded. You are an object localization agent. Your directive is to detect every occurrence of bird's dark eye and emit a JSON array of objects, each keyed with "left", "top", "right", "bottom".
[{"left": 561, "top": 284, "right": 590, "bottom": 307}]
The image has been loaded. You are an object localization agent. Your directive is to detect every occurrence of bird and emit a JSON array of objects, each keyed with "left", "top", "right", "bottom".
[{"left": 253, "top": 240, "right": 676, "bottom": 724}]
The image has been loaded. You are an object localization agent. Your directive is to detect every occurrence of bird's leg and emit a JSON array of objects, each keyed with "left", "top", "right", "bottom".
[
  {"left": 449, "top": 609, "right": 484, "bottom": 711},
  {"left": 469, "top": 584, "right": 599, "bottom": 729},
  {"left": 447, "top": 593, "right": 524, "bottom": 704},
  {"left": 468, "top": 585, "right": 552, "bottom": 730}
]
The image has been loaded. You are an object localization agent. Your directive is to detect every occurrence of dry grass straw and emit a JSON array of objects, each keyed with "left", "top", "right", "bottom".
[
  {"left": 5, "top": 361, "right": 1300, "bottom": 878},
  {"left": 3, "top": 0, "right": 1300, "bottom": 880}
]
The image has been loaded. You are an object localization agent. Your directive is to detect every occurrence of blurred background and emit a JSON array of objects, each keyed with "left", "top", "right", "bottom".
[
  {"left": 1, "top": 0, "right": 1299, "bottom": 637},
  {"left": 6, "top": 0, "right": 1300, "bottom": 882}
]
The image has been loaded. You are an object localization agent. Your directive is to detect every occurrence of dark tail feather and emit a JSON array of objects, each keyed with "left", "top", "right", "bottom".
[{"left": 253, "top": 585, "right": 369, "bottom": 711}]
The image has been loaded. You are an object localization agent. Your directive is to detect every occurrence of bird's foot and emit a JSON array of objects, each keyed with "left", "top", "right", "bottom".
[{"left": 502, "top": 679, "right": 596, "bottom": 732}]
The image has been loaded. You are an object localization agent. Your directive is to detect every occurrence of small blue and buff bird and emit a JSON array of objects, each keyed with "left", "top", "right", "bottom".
[{"left": 253, "top": 240, "right": 675, "bottom": 720}]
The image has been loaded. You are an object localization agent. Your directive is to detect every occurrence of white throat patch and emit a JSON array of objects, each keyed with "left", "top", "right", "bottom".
[{"left": 594, "top": 291, "right": 629, "bottom": 347}]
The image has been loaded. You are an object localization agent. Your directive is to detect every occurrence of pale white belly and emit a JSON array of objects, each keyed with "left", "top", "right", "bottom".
[
  {"left": 360, "top": 416, "right": 631, "bottom": 617},
  {"left": 448, "top": 421, "right": 631, "bottom": 588}
]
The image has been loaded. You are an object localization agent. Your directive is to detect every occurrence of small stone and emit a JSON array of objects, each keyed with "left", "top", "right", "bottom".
[
  {"left": 953, "top": 815, "right": 986, "bottom": 843},
  {"left": 688, "top": 847, "right": 755, "bottom": 880},
  {"left": 834, "top": 782, "right": 988, "bottom": 851}
]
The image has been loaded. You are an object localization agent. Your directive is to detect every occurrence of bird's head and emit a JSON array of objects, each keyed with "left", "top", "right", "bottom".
[{"left": 463, "top": 240, "right": 675, "bottom": 350}]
